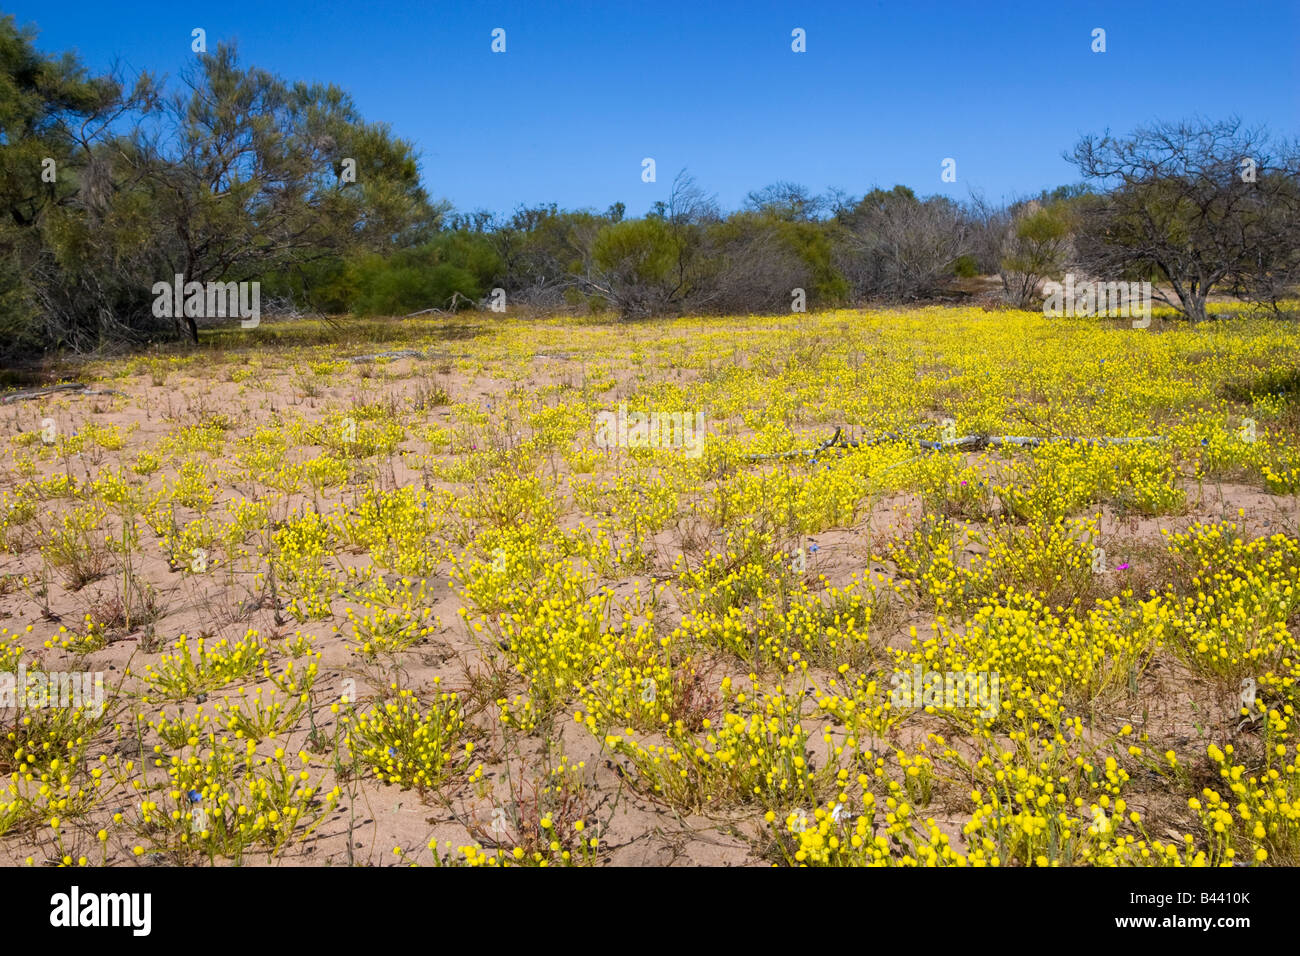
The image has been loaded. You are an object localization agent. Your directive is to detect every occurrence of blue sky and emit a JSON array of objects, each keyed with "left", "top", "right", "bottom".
[{"left": 10, "top": 0, "right": 1299, "bottom": 216}]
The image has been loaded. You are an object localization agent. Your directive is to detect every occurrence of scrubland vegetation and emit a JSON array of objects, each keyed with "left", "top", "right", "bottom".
[{"left": 2, "top": 14, "right": 1298, "bottom": 364}]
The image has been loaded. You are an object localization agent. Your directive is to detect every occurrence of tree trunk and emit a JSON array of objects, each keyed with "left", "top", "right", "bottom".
[{"left": 1184, "top": 292, "right": 1208, "bottom": 322}]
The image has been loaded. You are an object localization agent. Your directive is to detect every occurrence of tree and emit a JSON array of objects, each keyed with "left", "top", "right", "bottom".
[
  {"left": 0, "top": 15, "right": 155, "bottom": 354},
  {"left": 744, "top": 181, "right": 824, "bottom": 221},
  {"left": 839, "top": 187, "right": 969, "bottom": 300},
  {"left": 130, "top": 44, "right": 433, "bottom": 341},
  {"left": 484, "top": 203, "right": 610, "bottom": 308},
  {"left": 1068, "top": 117, "right": 1299, "bottom": 321},
  {"left": 2, "top": 29, "right": 436, "bottom": 352},
  {"left": 586, "top": 217, "right": 680, "bottom": 316},
  {"left": 581, "top": 170, "right": 717, "bottom": 317},
  {"left": 1221, "top": 143, "right": 1300, "bottom": 314},
  {"left": 998, "top": 200, "right": 1072, "bottom": 307}
]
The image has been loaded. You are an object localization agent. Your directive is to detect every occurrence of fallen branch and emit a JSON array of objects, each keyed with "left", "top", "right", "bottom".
[
  {"left": 346, "top": 350, "right": 426, "bottom": 363},
  {"left": 745, "top": 427, "right": 865, "bottom": 461},
  {"left": 919, "top": 434, "right": 1168, "bottom": 451},
  {"left": 745, "top": 427, "right": 1167, "bottom": 461},
  {"left": 1, "top": 383, "right": 126, "bottom": 404},
  {"left": 405, "top": 291, "right": 476, "bottom": 317}
]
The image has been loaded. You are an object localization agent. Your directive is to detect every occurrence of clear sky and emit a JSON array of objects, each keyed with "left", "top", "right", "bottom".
[{"left": 9, "top": 0, "right": 1298, "bottom": 216}]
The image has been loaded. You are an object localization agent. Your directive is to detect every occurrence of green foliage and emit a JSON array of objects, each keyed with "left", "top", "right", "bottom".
[
  {"left": 592, "top": 218, "right": 678, "bottom": 283},
  {"left": 349, "top": 258, "right": 475, "bottom": 316},
  {"left": 999, "top": 201, "right": 1073, "bottom": 306},
  {"left": 0, "top": 20, "right": 440, "bottom": 353},
  {"left": 345, "top": 233, "right": 502, "bottom": 316},
  {"left": 774, "top": 219, "right": 850, "bottom": 304}
]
